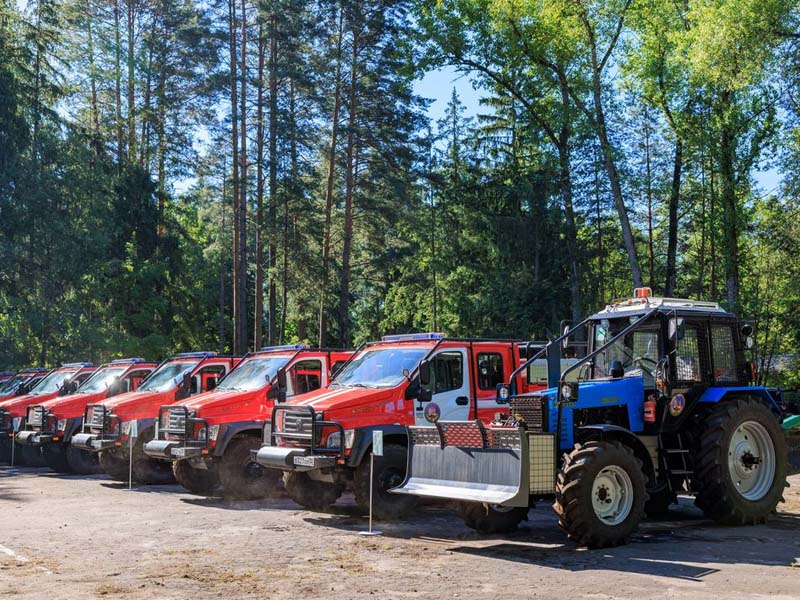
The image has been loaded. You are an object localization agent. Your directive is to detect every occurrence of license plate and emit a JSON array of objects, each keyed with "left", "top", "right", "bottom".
[
  {"left": 172, "top": 447, "right": 186, "bottom": 458},
  {"left": 293, "top": 455, "right": 316, "bottom": 467},
  {"left": 91, "top": 439, "right": 103, "bottom": 449}
]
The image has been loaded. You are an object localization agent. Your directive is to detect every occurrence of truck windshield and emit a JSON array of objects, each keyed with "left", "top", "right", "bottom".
[
  {"left": 0, "top": 375, "right": 24, "bottom": 394},
  {"left": 333, "top": 347, "right": 428, "bottom": 388},
  {"left": 592, "top": 320, "right": 661, "bottom": 386},
  {"left": 138, "top": 361, "right": 199, "bottom": 393},
  {"left": 78, "top": 367, "right": 127, "bottom": 394},
  {"left": 217, "top": 356, "right": 291, "bottom": 391},
  {"left": 30, "top": 370, "right": 77, "bottom": 395}
]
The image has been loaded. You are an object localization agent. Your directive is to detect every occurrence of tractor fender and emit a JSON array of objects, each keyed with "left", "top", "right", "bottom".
[
  {"left": 347, "top": 424, "right": 408, "bottom": 468},
  {"left": 213, "top": 421, "right": 263, "bottom": 456},
  {"left": 697, "top": 386, "right": 781, "bottom": 415},
  {"left": 577, "top": 424, "right": 656, "bottom": 485}
]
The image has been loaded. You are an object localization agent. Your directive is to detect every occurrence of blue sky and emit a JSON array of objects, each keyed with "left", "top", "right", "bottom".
[{"left": 413, "top": 67, "right": 784, "bottom": 195}]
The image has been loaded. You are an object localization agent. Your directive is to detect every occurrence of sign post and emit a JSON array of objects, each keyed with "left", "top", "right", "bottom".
[
  {"left": 127, "top": 420, "right": 138, "bottom": 490},
  {"left": 359, "top": 430, "right": 383, "bottom": 537}
]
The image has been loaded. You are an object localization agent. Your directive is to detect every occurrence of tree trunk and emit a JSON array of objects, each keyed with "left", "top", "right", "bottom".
[
  {"left": 719, "top": 106, "right": 739, "bottom": 312},
  {"left": 254, "top": 21, "right": 265, "bottom": 349},
  {"left": 114, "top": 0, "right": 123, "bottom": 166},
  {"left": 267, "top": 12, "right": 278, "bottom": 346},
  {"left": 126, "top": 0, "right": 135, "bottom": 160},
  {"left": 557, "top": 120, "right": 581, "bottom": 329},
  {"left": 318, "top": 9, "right": 344, "bottom": 347},
  {"left": 643, "top": 113, "right": 654, "bottom": 289},
  {"left": 281, "top": 79, "right": 296, "bottom": 344},
  {"left": 665, "top": 138, "right": 682, "bottom": 296},
  {"left": 338, "top": 25, "right": 358, "bottom": 348},
  {"left": 236, "top": 0, "right": 248, "bottom": 353},
  {"left": 228, "top": 0, "right": 240, "bottom": 354}
]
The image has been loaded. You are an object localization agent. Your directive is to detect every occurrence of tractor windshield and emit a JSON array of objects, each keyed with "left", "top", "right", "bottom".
[
  {"left": 138, "top": 361, "right": 199, "bottom": 393},
  {"left": 333, "top": 347, "right": 428, "bottom": 388},
  {"left": 77, "top": 367, "right": 127, "bottom": 394},
  {"left": 216, "top": 356, "right": 291, "bottom": 392},
  {"left": 29, "top": 370, "right": 77, "bottom": 395},
  {"left": 592, "top": 319, "right": 661, "bottom": 387}
]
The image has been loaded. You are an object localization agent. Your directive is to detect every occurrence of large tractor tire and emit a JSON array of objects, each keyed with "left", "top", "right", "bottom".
[
  {"left": 173, "top": 459, "right": 220, "bottom": 495},
  {"left": 283, "top": 471, "right": 343, "bottom": 511},
  {"left": 457, "top": 502, "right": 529, "bottom": 534},
  {"left": 65, "top": 444, "right": 102, "bottom": 475},
  {"left": 218, "top": 436, "right": 280, "bottom": 500},
  {"left": 99, "top": 450, "right": 129, "bottom": 481},
  {"left": 353, "top": 443, "right": 418, "bottom": 520},
  {"left": 553, "top": 440, "right": 647, "bottom": 548},
  {"left": 130, "top": 430, "right": 175, "bottom": 485},
  {"left": 694, "top": 398, "right": 787, "bottom": 525},
  {"left": 43, "top": 445, "right": 72, "bottom": 473}
]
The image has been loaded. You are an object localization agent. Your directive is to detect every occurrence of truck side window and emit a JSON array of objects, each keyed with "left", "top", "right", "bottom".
[
  {"left": 711, "top": 325, "right": 737, "bottom": 383},
  {"left": 196, "top": 365, "right": 227, "bottom": 394},
  {"left": 675, "top": 327, "right": 702, "bottom": 383},
  {"left": 288, "top": 360, "right": 322, "bottom": 396},
  {"left": 433, "top": 352, "right": 463, "bottom": 394},
  {"left": 331, "top": 360, "right": 347, "bottom": 378},
  {"left": 477, "top": 353, "right": 503, "bottom": 390}
]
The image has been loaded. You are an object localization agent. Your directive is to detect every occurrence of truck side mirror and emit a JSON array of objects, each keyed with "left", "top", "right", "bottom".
[
  {"left": 276, "top": 367, "right": 287, "bottom": 391},
  {"left": 418, "top": 359, "right": 431, "bottom": 387},
  {"left": 206, "top": 377, "right": 218, "bottom": 391}
]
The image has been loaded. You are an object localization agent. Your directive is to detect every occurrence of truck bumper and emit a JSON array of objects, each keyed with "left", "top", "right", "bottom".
[
  {"left": 15, "top": 431, "right": 54, "bottom": 446},
  {"left": 143, "top": 439, "right": 203, "bottom": 461},
  {"left": 71, "top": 433, "right": 116, "bottom": 452},
  {"left": 253, "top": 446, "right": 336, "bottom": 472}
]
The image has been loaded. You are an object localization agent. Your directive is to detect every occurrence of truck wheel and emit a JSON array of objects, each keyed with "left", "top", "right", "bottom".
[
  {"left": 65, "top": 445, "right": 102, "bottom": 475},
  {"left": 0, "top": 437, "right": 11, "bottom": 463},
  {"left": 353, "top": 443, "right": 418, "bottom": 519},
  {"left": 554, "top": 440, "right": 646, "bottom": 548},
  {"left": 43, "top": 445, "right": 72, "bottom": 473},
  {"left": 457, "top": 502, "right": 528, "bottom": 533},
  {"left": 694, "top": 398, "right": 787, "bottom": 525},
  {"left": 131, "top": 432, "right": 175, "bottom": 485},
  {"left": 219, "top": 437, "right": 279, "bottom": 500},
  {"left": 173, "top": 459, "right": 220, "bottom": 495},
  {"left": 283, "top": 471, "right": 343, "bottom": 511},
  {"left": 99, "top": 450, "right": 129, "bottom": 481},
  {"left": 17, "top": 444, "right": 46, "bottom": 467}
]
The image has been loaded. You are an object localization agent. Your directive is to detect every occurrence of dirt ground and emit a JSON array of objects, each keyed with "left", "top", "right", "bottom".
[{"left": 1, "top": 466, "right": 799, "bottom": 600}]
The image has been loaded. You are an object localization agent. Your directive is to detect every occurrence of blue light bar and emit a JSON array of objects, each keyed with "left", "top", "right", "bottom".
[
  {"left": 259, "top": 344, "right": 309, "bottom": 352},
  {"left": 381, "top": 332, "right": 445, "bottom": 342},
  {"left": 110, "top": 358, "right": 145, "bottom": 364},
  {"left": 61, "top": 362, "right": 93, "bottom": 368},
  {"left": 174, "top": 352, "right": 217, "bottom": 359},
  {"left": 0, "top": 372, "right": 12, "bottom": 377}
]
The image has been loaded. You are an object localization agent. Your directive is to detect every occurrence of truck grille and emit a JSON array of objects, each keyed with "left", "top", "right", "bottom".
[
  {"left": 27, "top": 405, "right": 46, "bottom": 428},
  {"left": 89, "top": 406, "right": 107, "bottom": 430},
  {"left": 277, "top": 411, "right": 319, "bottom": 446},
  {"left": 167, "top": 408, "right": 188, "bottom": 435},
  {"left": 508, "top": 394, "right": 547, "bottom": 432}
]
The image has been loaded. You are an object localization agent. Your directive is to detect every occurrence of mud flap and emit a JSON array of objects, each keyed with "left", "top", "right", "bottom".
[
  {"left": 391, "top": 422, "right": 530, "bottom": 507},
  {"left": 783, "top": 416, "right": 800, "bottom": 476}
]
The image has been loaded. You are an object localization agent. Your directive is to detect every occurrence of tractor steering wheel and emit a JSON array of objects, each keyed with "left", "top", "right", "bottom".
[{"left": 632, "top": 356, "right": 657, "bottom": 378}]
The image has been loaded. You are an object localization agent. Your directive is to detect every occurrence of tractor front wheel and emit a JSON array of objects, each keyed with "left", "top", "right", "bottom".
[
  {"left": 457, "top": 502, "right": 529, "bottom": 533},
  {"left": 554, "top": 440, "right": 646, "bottom": 548},
  {"left": 694, "top": 398, "right": 786, "bottom": 524},
  {"left": 173, "top": 459, "right": 220, "bottom": 495},
  {"left": 219, "top": 436, "right": 280, "bottom": 500},
  {"left": 283, "top": 471, "right": 343, "bottom": 511}
]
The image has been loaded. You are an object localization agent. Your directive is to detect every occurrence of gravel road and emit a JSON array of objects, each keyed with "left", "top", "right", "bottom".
[{"left": 1, "top": 466, "right": 799, "bottom": 599}]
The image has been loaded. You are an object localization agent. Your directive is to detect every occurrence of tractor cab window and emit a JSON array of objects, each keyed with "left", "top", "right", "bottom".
[
  {"left": 592, "top": 320, "right": 661, "bottom": 387},
  {"left": 286, "top": 360, "right": 322, "bottom": 396},
  {"left": 476, "top": 353, "right": 503, "bottom": 390},
  {"left": 674, "top": 325, "right": 703, "bottom": 384},
  {"left": 432, "top": 351, "right": 463, "bottom": 394},
  {"left": 711, "top": 325, "right": 737, "bottom": 383}
]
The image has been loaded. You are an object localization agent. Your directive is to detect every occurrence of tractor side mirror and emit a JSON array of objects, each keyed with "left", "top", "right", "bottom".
[
  {"left": 609, "top": 360, "right": 624, "bottom": 379},
  {"left": 654, "top": 356, "right": 670, "bottom": 394},
  {"left": 418, "top": 359, "right": 431, "bottom": 387},
  {"left": 561, "top": 323, "right": 571, "bottom": 350},
  {"left": 669, "top": 317, "right": 685, "bottom": 342},
  {"left": 275, "top": 367, "right": 288, "bottom": 403}
]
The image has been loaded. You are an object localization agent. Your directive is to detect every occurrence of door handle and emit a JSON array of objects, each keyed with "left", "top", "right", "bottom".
[{"left": 455, "top": 396, "right": 469, "bottom": 406}]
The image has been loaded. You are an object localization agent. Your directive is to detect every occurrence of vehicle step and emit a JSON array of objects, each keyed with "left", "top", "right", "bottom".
[
  {"left": 668, "top": 469, "right": 694, "bottom": 475},
  {"left": 663, "top": 448, "right": 690, "bottom": 454}
]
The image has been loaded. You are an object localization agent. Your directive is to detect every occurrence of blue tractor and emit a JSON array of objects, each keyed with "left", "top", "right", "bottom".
[{"left": 392, "top": 290, "right": 788, "bottom": 548}]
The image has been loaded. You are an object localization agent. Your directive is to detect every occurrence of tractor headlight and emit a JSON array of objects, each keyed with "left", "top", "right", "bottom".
[
  {"left": 497, "top": 385, "right": 510, "bottom": 403},
  {"left": 57, "top": 419, "right": 67, "bottom": 432},
  {"left": 208, "top": 424, "right": 221, "bottom": 442},
  {"left": 561, "top": 384, "right": 573, "bottom": 400}
]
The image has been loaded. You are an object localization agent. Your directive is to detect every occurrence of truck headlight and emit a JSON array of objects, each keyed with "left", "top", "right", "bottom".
[
  {"left": 11, "top": 417, "right": 21, "bottom": 432},
  {"left": 327, "top": 429, "right": 354, "bottom": 450},
  {"left": 57, "top": 419, "right": 67, "bottom": 432},
  {"left": 121, "top": 420, "right": 136, "bottom": 436},
  {"left": 208, "top": 424, "right": 221, "bottom": 441}
]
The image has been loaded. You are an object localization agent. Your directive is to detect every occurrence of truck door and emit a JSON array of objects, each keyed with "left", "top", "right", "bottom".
[
  {"left": 473, "top": 348, "right": 509, "bottom": 422},
  {"left": 415, "top": 348, "right": 471, "bottom": 425},
  {"left": 286, "top": 359, "right": 324, "bottom": 397}
]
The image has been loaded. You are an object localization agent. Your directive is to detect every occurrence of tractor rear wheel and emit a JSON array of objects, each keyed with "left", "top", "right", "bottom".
[
  {"left": 173, "top": 459, "right": 220, "bottom": 495},
  {"left": 457, "top": 502, "right": 529, "bottom": 533},
  {"left": 554, "top": 440, "right": 646, "bottom": 548},
  {"left": 353, "top": 443, "right": 418, "bottom": 519},
  {"left": 219, "top": 437, "right": 279, "bottom": 500},
  {"left": 99, "top": 450, "right": 129, "bottom": 481},
  {"left": 43, "top": 445, "right": 72, "bottom": 473},
  {"left": 694, "top": 398, "right": 786, "bottom": 525},
  {"left": 65, "top": 444, "right": 102, "bottom": 475},
  {"left": 283, "top": 471, "right": 343, "bottom": 511}
]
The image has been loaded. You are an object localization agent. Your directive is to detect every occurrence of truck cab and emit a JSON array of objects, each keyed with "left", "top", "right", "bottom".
[
  {"left": 15, "top": 358, "right": 156, "bottom": 473},
  {"left": 143, "top": 346, "right": 353, "bottom": 499},
  {"left": 255, "top": 333, "right": 563, "bottom": 518},
  {"left": 0, "top": 368, "right": 48, "bottom": 402},
  {"left": 71, "top": 352, "right": 238, "bottom": 484},
  {"left": 392, "top": 290, "right": 787, "bottom": 548}
]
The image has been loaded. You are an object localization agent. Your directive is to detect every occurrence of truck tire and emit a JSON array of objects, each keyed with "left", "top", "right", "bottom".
[
  {"left": 554, "top": 440, "right": 646, "bottom": 548},
  {"left": 352, "top": 443, "right": 418, "bottom": 519},
  {"left": 99, "top": 450, "right": 129, "bottom": 481},
  {"left": 283, "top": 471, "right": 343, "bottom": 511},
  {"left": 17, "top": 444, "right": 46, "bottom": 467},
  {"left": 173, "top": 459, "right": 220, "bottom": 495},
  {"left": 43, "top": 445, "right": 72, "bottom": 473},
  {"left": 694, "top": 398, "right": 787, "bottom": 525},
  {"left": 131, "top": 431, "right": 175, "bottom": 485},
  {"left": 65, "top": 444, "right": 102, "bottom": 475},
  {"left": 457, "top": 502, "right": 529, "bottom": 534},
  {"left": 218, "top": 436, "right": 279, "bottom": 500},
  {"left": 0, "top": 437, "right": 11, "bottom": 463}
]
